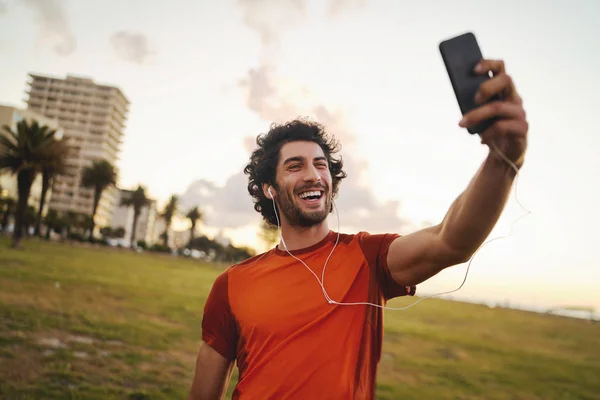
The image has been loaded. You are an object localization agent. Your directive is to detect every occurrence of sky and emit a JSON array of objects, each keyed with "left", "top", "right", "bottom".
[{"left": 0, "top": 0, "right": 599, "bottom": 312}]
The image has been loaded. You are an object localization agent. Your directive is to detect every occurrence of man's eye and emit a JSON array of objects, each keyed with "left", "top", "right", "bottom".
[{"left": 289, "top": 164, "right": 301, "bottom": 170}]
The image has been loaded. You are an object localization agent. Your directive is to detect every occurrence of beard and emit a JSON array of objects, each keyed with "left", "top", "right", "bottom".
[{"left": 276, "top": 184, "right": 331, "bottom": 228}]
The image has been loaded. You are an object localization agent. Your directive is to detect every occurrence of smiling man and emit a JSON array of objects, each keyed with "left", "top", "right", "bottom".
[{"left": 187, "top": 59, "right": 528, "bottom": 400}]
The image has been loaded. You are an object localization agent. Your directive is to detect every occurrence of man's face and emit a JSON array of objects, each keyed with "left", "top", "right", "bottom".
[{"left": 273, "top": 141, "right": 333, "bottom": 228}]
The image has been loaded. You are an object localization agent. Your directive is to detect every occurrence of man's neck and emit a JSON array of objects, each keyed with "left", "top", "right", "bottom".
[{"left": 277, "top": 222, "right": 331, "bottom": 252}]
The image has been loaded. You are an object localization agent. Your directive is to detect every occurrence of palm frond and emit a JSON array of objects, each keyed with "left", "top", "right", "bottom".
[
  {"left": 0, "top": 119, "right": 62, "bottom": 175},
  {"left": 81, "top": 159, "right": 117, "bottom": 189},
  {"left": 120, "top": 185, "right": 150, "bottom": 210}
]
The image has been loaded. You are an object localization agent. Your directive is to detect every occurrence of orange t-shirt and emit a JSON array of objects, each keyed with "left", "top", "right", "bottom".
[{"left": 202, "top": 230, "right": 416, "bottom": 399}]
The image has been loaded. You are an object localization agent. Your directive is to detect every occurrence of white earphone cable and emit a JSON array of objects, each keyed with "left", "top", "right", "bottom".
[{"left": 270, "top": 143, "right": 530, "bottom": 311}]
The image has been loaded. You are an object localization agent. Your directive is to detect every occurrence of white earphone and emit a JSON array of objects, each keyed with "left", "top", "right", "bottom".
[{"left": 268, "top": 187, "right": 273, "bottom": 199}]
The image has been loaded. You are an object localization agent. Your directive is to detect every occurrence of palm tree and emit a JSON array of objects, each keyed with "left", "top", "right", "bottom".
[
  {"left": 186, "top": 206, "right": 202, "bottom": 244},
  {"left": 0, "top": 119, "right": 57, "bottom": 247},
  {"left": 34, "top": 137, "right": 69, "bottom": 236},
  {"left": 81, "top": 159, "right": 117, "bottom": 240},
  {"left": 160, "top": 194, "right": 178, "bottom": 247},
  {"left": 120, "top": 185, "right": 150, "bottom": 248}
]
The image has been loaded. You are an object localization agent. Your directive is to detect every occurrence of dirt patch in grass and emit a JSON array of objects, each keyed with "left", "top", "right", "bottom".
[
  {"left": 0, "top": 327, "right": 194, "bottom": 399},
  {"left": 0, "top": 345, "right": 44, "bottom": 382}
]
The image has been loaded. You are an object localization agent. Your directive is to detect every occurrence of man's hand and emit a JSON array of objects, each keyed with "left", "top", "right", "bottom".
[{"left": 459, "top": 59, "right": 529, "bottom": 169}]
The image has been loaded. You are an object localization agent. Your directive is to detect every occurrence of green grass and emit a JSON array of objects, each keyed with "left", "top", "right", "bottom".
[{"left": 1, "top": 237, "right": 599, "bottom": 399}]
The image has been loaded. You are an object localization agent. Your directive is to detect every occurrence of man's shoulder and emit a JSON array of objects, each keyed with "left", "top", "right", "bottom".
[
  {"left": 352, "top": 231, "right": 401, "bottom": 245},
  {"left": 209, "top": 251, "right": 274, "bottom": 291},
  {"left": 350, "top": 231, "right": 401, "bottom": 260},
  {"left": 322, "top": 231, "right": 400, "bottom": 260}
]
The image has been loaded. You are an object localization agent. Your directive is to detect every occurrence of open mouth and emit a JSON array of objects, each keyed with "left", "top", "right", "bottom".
[{"left": 297, "top": 190, "right": 324, "bottom": 203}]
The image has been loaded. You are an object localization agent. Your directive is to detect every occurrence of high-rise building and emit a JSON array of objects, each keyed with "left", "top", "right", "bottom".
[{"left": 25, "top": 73, "right": 129, "bottom": 230}]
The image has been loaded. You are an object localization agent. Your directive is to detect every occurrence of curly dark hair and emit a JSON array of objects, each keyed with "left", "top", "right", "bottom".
[{"left": 244, "top": 117, "right": 347, "bottom": 226}]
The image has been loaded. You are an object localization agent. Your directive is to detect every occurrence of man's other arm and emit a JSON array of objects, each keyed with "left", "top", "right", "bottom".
[{"left": 187, "top": 341, "right": 235, "bottom": 400}]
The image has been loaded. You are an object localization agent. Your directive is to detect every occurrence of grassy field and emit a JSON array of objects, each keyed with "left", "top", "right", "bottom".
[{"left": 1, "top": 238, "right": 599, "bottom": 400}]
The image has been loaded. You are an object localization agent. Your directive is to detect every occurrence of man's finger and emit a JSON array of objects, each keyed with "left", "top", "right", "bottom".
[
  {"left": 475, "top": 73, "right": 515, "bottom": 104},
  {"left": 459, "top": 101, "right": 525, "bottom": 128},
  {"left": 475, "top": 59, "right": 506, "bottom": 75}
]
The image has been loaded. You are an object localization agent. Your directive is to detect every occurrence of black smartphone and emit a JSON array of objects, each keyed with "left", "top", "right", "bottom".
[{"left": 439, "top": 32, "right": 499, "bottom": 135}]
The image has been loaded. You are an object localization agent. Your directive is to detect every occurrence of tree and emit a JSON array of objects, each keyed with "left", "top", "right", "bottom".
[
  {"left": 114, "top": 226, "right": 125, "bottom": 239},
  {"left": 186, "top": 206, "right": 203, "bottom": 244},
  {"left": 81, "top": 214, "right": 94, "bottom": 238},
  {"left": 81, "top": 159, "right": 117, "bottom": 241},
  {"left": 259, "top": 219, "right": 279, "bottom": 250},
  {"left": 120, "top": 185, "right": 150, "bottom": 248},
  {"left": 23, "top": 205, "right": 37, "bottom": 235},
  {"left": 34, "top": 137, "right": 69, "bottom": 236},
  {"left": 0, "top": 197, "right": 15, "bottom": 232},
  {"left": 62, "top": 211, "right": 79, "bottom": 237},
  {"left": 99, "top": 226, "right": 126, "bottom": 239},
  {"left": 0, "top": 119, "right": 57, "bottom": 247},
  {"left": 160, "top": 195, "right": 178, "bottom": 247},
  {"left": 43, "top": 209, "right": 61, "bottom": 240}
]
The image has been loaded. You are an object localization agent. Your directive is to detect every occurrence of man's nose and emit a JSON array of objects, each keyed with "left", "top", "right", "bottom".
[{"left": 303, "top": 165, "right": 321, "bottom": 183}]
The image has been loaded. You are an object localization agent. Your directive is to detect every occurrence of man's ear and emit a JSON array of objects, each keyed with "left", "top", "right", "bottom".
[{"left": 262, "top": 183, "right": 274, "bottom": 199}]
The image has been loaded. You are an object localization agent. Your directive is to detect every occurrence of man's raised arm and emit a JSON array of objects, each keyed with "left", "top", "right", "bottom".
[{"left": 385, "top": 58, "right": 528, "bottom": 287}]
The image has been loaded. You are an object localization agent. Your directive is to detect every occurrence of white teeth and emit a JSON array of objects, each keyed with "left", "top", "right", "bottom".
[{"left": 299, "top": 191, "right": 322, "bottom": 199}]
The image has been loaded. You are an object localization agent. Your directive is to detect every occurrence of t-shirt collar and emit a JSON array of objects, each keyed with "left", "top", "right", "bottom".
[{"left": 271, "top": 230, "right": 337, "bottom": 257}]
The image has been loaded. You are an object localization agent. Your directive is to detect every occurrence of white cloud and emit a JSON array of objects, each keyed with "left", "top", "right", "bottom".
[
  {"left": 21, "top": 0, "right": 76, "bottom": 56},
  {"left": 109, "top": 31, "right": 155, "bottom": 65}
]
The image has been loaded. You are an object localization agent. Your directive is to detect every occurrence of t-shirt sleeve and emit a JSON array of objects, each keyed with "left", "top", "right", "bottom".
[
  {"left": 201, "top": 269, "right": 238, "bottom": 361},
  {"left": 358, "top": 232, "right": 416, "bottom": 301}
]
